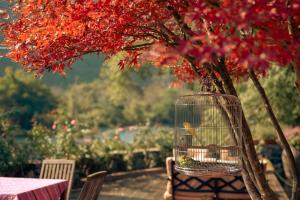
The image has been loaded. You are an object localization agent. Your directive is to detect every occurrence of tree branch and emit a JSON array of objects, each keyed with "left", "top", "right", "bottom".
[
  {"left": 249, "top": 69, "right": 300, "bottom": 200},
  {"left": 159, "top": 23, "right": 180, "bottom": 42},
  {"left": 123, "top": 43, "right": 154, "bottom": 51},
  {"left": 166, "top": 5, "right": 195, "bottom": 39}
]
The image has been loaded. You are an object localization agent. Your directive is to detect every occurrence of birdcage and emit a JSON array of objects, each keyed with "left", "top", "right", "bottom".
[{"left": 174, "top": 85, "right": 242, "bottom": 177}]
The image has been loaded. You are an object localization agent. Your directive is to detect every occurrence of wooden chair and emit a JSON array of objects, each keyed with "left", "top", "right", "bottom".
[
  {"left": 77, "top": 171, "right": 107, "bottom": 200},
  {"left": 40, "top": 159, "right": 75, "bottom": 200}
]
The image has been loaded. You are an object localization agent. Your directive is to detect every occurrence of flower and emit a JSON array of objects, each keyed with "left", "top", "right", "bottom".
[
  {"left": 52, "top": 123, "right": 57, "bottom": 130},
  {"left": 114, "top": 134, "right": 121, "bottom": 141},
  {"left": 117, "top": 127, "right": 125, "bottom": 132},
  {"left": 70, "top": 119, "right": 76, "bottom": 125}
]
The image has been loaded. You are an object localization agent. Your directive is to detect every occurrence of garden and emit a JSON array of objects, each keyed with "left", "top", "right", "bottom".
[{"left": 0, "top": 1, "right": 300, "bottom": 200}]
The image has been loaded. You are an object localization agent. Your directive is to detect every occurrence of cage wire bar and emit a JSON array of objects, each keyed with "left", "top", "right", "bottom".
[{"left": 174, "top": 84, "right": 242, "bottom": 177}]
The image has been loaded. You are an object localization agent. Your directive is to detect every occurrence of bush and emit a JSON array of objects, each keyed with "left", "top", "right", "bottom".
[
  {"left": 0, "top": 138, "right": 13, "bottom": 175},
  {"left": 30, "top": 118, "right": 96, "bottom": 160},
  {"left": 1, "top": 113, "right": 174, "bottom": 184},
  {"left": 0, "top": 119, "right": 37, "bottom": 176},
  {"left": 0, "top": 68, "right": 57, "bottom": 130},
  {"left": 135, "top": 126, "right": 173, "bottom": 153}
]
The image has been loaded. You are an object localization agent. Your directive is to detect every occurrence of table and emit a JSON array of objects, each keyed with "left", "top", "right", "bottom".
[{"left": 0, "top": 177, "right": 68, "bottom": 200}]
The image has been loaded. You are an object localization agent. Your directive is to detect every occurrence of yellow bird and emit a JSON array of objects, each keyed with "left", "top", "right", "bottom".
[
  {"left": 183, "top": 122, "right": 197, "bottom": 138},
  {"left": 183, "top": 122, "right": 202, "bottom": 145}
]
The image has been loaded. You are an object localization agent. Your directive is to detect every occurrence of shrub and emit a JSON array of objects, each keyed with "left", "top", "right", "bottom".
[
  {"left": 30, "top": 118, "right": 96, "bottom": 159},
  {"left": 0, "top": 120, "right": 36, "bottom": 176},
  {"left": 0, "top": 68, "right": 57, "bottom": 130}
]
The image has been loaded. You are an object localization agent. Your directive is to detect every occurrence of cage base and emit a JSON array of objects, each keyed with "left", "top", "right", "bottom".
[{"left": 175, "top": 164, "right": 241, "bottom": 177}]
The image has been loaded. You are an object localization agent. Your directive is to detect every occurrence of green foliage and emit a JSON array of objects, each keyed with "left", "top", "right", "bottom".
[
  {"left": 261, "top": 68, "right": 300, "bottom": 126},
  {"left": 0, "top": 57, "right": 176, "bottom": 176},
  {"left": 27, "top": 122, "right": 173, "bottom": 174},
  {"left": 128, "top": 125, "right": 173, "bottom": 168},
  {"left": 260, "top": 132, "right": 277, "bottom": 140},
  {"left": 0, "top": 67, "right": 57, "bottom": 130},
  {"left": 0, "top": 54, "right": 104, "bottom": 88},
  {"left": 29, "top": 124, "right": 54, "bottom": 159},
  {"left": 132, "top": 125, "right": 173, "bottom": 154},
  {"left": 30, "top": 118, "right": 96, "bottom": 160},
  {"left": 0, "top": 119, "right": 34, "bottom": 176},
  {"left": 290, "top": 136, "right": 300, "bottom": 151},
  {"left": 63, "top": 55, "right": 177, "bottom": 128},
  {"left": 238, "top": 67, "right": 300, "bottom": 139},
  {"left": 142, "top": 80, "right": 177, "bottom": 125},
  {"left": 177, "top": 155, "right": 197, "bottom": 168},
  {"left": 0, "top": 138, "right": 34, "bottom": 176}
]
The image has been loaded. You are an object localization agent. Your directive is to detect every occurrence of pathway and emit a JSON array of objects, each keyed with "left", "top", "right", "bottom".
[{"left": 101, "top": 173, "right": 167, "bottom": 200}]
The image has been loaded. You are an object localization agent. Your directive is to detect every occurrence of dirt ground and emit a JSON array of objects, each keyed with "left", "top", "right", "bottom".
[{"left": 72, "top": 173, "right": 167, "bottom": 200}]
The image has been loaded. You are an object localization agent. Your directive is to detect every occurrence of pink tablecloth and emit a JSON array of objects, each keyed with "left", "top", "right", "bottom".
[{"left": 0, "top": 177, "right": 68, "bottom": 200}]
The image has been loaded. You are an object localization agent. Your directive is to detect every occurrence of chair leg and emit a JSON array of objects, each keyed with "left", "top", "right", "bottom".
[{"left": 60, "top": 190, "right": 67, "bottom": 200}]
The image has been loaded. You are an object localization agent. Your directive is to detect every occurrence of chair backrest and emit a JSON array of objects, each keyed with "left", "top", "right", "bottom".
[
  {"left": 40, "top": 159, "right": 75, "bottom": 200},
  {"left": 77, "top": 171, "right": 107, "bottom": 200}
]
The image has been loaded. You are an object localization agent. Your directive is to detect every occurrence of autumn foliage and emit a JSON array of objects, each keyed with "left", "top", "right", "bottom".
[
  {"left": 1, "top": 1, "right": 300, "bottom": 199},
  {"left": 1, "top": 0, "right": 299, "bottom": 82}
]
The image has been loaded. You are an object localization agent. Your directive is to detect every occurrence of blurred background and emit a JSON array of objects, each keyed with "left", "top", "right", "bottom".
[{"left": 1, "top": 48, "right": 299, "bottom": 189}]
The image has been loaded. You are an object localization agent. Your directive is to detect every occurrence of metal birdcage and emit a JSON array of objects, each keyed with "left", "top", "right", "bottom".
[{"left": 174, "top": 82, "right": 242, "bottom": 177}]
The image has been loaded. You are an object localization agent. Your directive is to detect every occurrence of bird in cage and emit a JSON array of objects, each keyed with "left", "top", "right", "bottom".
[{"left": 182, "top": 122, "right": 202, "bottom": 144}]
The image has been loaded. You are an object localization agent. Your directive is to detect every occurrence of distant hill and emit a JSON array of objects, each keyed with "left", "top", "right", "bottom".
[{"left": 0, "top": 54, "right": 105, "bottom": 89}]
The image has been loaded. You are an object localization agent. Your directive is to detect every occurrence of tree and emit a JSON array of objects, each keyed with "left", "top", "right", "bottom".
[
  {"left": 64, "top": 54, "right": 177, "bottom": 127},
  {"left": 2, "top": 0, "right": 300, "bottom": 199},
  {"left": 239, "top": 67, "right": 300, "bottom": 133},
  {"left": 64, "top": 58, "right": 144, "bottom": 127},
  {"left": 0, "top": 67, "right": 57, "bottom": 130}
]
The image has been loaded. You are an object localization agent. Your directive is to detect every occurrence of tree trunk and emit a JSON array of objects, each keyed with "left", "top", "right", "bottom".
[
  {"left": 241, "top": 167, "right": 262, "bottom": 200},
  {"left": 249, "top": 69, "right": 300, "bottom": 200},
  {"left": 282, "top": 147, "right": 300, "bottom": 185},
  {"left": 186, "top": 57, "right": 276, "bottom": 200},
  {"left": 215, "top": 59, "right": 276, "bottom": 200},
  {"left": 204, "top": 65, "right": 260, "bottom": 191}
]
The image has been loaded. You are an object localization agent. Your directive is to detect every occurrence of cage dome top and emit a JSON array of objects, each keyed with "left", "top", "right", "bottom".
[{"left": 175, "top": 92, "right": 240, "bottom": 104}]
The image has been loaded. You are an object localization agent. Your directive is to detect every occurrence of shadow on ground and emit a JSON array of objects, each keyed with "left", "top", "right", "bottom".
[
  {"left": 101, "top": 194, "right": 148, "bottom": 200},
  {"left": 71, "top": 173, "right": 167, "bottom": 200}
]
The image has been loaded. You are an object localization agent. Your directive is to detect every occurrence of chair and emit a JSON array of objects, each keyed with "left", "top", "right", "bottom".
[
  {"left": 164, "top": 157, "right": 250, "bottom": 200},
  {"left": 40, "top": 159, "right": 75, "bottom": 200},
  {"left": 77, "top": 171, "right": 107, "bottom": 200}
]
